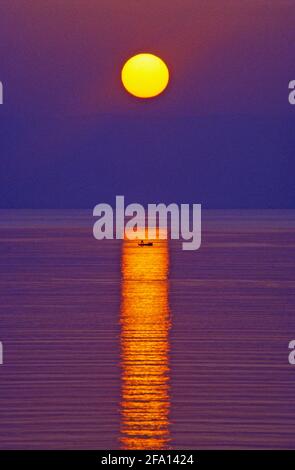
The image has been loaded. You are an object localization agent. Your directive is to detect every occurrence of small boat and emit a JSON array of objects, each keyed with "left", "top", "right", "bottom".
[{"left": 138, "top": 240, "right": 153, "bottom": 247}]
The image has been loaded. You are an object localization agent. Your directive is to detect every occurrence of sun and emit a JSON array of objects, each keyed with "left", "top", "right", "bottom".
[{"left": 121, "top": 53, "right": 170, "bottom": 99}]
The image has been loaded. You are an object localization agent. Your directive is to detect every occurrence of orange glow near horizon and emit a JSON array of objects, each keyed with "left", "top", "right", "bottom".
[{"left": 120, "top": 237, "right": 171, "bottom": 449}]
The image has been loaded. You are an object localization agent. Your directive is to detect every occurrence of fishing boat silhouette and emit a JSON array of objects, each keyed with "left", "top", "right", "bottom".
[{"left": 138, "top": 240, "right": 153, "bottom": 247}]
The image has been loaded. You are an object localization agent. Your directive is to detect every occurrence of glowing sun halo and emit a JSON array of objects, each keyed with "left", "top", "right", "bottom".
[{"left": 121, "top": 53, "right": 170, "bottom": 99}]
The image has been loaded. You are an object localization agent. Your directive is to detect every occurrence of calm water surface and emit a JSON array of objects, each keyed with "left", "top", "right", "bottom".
[{"left": 0, "top": 210, "right": 295, "bottom": 449}]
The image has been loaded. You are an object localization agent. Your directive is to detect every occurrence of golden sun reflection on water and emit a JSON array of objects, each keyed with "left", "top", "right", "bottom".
[{"left": 120, "top": 237, "right": 171, "bottom": 450}]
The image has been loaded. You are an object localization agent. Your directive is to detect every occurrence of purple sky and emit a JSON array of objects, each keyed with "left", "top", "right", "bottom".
[{"left": 0, "top": 0, "right": 294, "bottom": 208}]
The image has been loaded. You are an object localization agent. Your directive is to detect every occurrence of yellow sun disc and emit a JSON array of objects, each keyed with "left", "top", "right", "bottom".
[{"left": 121, "top": 53, "right": 170, "bottom": 99}]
